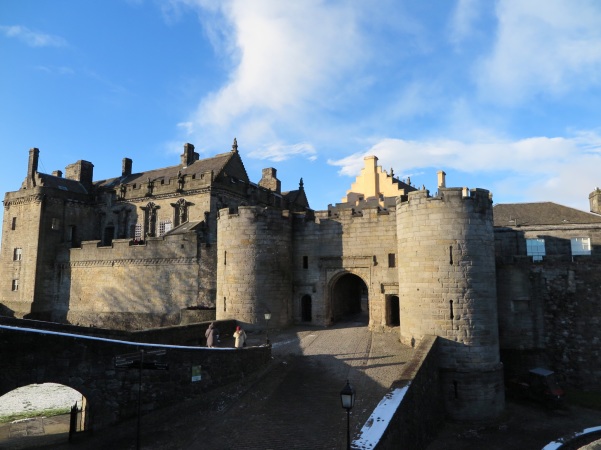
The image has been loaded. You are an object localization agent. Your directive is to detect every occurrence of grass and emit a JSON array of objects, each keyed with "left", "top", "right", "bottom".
[
  {"left": 565, "top": 390, "right": 601, "bottom": 410},
  {"left": 0, "top": 407, "right": 71, "bottom": 424}
]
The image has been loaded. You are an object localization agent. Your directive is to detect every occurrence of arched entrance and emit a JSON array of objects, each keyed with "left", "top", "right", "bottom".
[
  {"left": 301, "top": 295, "right": 312, "bottom": 322},
  {"left": 0, "top": 383, "right": 87, "bottom": 447},
  {"left": 330, "top": 273, "right": 368, "bottom": 324}
]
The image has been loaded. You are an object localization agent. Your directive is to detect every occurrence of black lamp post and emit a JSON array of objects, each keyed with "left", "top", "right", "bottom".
[
  {"left": 264, "top": 312, "right": 271, "bottom": 345},
  {"left": 340, "top": 379, "right": 356, "bottom": 450}
]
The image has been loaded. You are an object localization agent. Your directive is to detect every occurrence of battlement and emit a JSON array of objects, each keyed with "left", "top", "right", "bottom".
[
  {"left": 217, "top": 205, "right": 292, "bottom": 222},
  {"left": 398, "top": 186, "right": 492, "bottom": 212},
  {"left": 68, "top": 234, "right": 198, "bottom": 263}
]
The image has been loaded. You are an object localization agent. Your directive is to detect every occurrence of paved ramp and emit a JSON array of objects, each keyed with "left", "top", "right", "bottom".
[
  {"left": 32, "top": 321, "right": 414, "bottom": 450},
  {"left": 179, "top": 322, "right": 413, "bottom": 450}
]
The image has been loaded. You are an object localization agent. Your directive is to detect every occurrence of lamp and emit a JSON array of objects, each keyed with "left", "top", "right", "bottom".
[
  {"left": 264, "top": 312, "right": 271, "bottom": 345},
  {"left": 340, "top": 380, "right": 355, "bottom": 450}
]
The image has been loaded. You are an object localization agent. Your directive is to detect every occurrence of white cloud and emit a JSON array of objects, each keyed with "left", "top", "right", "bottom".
[
  {"left": 248, "top": 142, "right": 317, "bottom": 163},
  {"left": 202, "top": 1, "right": 360, "bottom": 123},
  {"left": 169, "top": 0, "right": 364, "bottom": 146},
  {"left": 477, "top": 1, "right": 601, "bottom": 104},
  {"left": 448, "top": 0, "right": 480, "bottom": 47},
  {"left": 328, "top": 130, "right": 601, "bottom": 209},
  {"left": 0, "top": 25, "right": 66, "bottom": 47}
]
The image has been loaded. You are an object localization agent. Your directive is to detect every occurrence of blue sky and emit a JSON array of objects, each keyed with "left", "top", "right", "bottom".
[{"left": 2, "top": 0, "right": 601, "bottom": 237}]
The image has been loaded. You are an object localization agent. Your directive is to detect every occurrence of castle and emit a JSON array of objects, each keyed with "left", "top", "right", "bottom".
[{"left": 3, "top": 141, "right": 601, "bottom": 422}]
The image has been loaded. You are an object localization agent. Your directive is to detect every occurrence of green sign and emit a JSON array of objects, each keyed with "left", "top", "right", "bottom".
[{"left": 191, "top": 365, "right": 202, "bottom": 382}]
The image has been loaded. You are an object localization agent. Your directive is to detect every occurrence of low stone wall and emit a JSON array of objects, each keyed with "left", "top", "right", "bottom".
[
  {"left": 354, "top": 335, "right": 444, "bottom": 449},
  {"left": 0, "top": 317, "right": 271, "bottom": 431},
  {"left": 131, "top": 319, "right": 236, "bottom": 346},
  {"left": 180, "top": 308, "right": 217, "bottom": 325}
]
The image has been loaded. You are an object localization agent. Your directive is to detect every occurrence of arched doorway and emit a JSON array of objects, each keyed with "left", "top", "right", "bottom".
[
  {"left": 330, "top": 273, "right": 368, "bottom": 324},
  {"left": 301, "top": 295, "right": 312, "bottom": 322},
  {"left": 386, "top": 295, "right": 400, "bottom": 326},
  {"left": 0, "top": 383, "right": 87, "bottom": 447}
]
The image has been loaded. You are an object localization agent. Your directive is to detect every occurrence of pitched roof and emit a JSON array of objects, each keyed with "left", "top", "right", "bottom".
[
  {"left": 37, "top": 173, "right": 89, "bottom": 194},
  {"left": 493, "top": 202, "right": 601, "bottom": 227},
  {"left": 282, "top": 188, "right": 310, "bottom": 209},
  {"left": 94, "top": 151, "right": 247, "bottom": 189}
]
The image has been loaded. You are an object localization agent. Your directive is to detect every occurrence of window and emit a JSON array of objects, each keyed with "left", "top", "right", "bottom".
[
  {"left": 11, "top": 217, "right": 16, "bottom": 230},
  {"left": 388, "top": 253, "right": 396, "bottom": 268},
  {"left": 303, "top": 256, "right": 308, "bottom": 269},
  {"left": 159, "top": 220, "right": 173, "bottom": 236},
  {"left": 13, "top": 248, "right": 22, "bottom": 261},
  {"left": 12, "top": 279, "right": 19, "bottom": 291},
  {"left": 51, "top": 218, "right": 61, "bottom": 230},
  {"left": 571, "top": 237, "right": 591, "bottom": 256},
  {"left": 526, "top": 238, "right": 546, "bottom": 261},
  {"left": 134, "top": 223, "right": 143, "bottom": 241}
]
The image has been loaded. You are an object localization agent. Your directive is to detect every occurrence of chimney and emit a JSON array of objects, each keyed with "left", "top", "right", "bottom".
[
  {"left": 52, "top": 170, "right": 63, "bottom": 178},
  {"left": 259, "top": 168, "right": 281, "bottom": 194},
  {"left": 181, "top": 143, "right": 199, "bottom": 167},
  {"left": 122, "top": 158, "right": 132, "bottom": 177},
  {"left": 589, "top": 187, "right": 601, "bottom": 214},
  {"left": 437, "top": 170, "right": 446, "bottom": 189},
  {"left": 65, "top": 160, "right": 94, "bottom": 192},
  {"left": 26, "top": 147, "right": 39, "bottom": 189}
]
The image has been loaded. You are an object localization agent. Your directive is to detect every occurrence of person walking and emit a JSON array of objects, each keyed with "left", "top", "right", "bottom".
[
  {"left": 205, "top": 322, "right": 217, "bottom": 348},
  {"left": 233, "top": 325, "right": 247, "bottom": 348}
]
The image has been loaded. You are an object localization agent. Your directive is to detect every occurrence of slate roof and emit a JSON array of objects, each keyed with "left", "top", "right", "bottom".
[
  {"left": 37, "top": 173, "right": 89, "bottom": 194},
  {"left": 282, "top": 189, "right": 310, "bottom": 209},
  {"left": 164, "top": 221, "right": 204, "bottom": 236},
  {"left": 94, "top": 151, "right": 246, "bottom": 190},
  {"left": 493, "top": 202, "right": 601, "bottom": 227}
]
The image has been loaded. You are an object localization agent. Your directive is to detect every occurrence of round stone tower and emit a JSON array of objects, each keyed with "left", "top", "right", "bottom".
[
  {"left": 396, "top": 187, "right": 504, "bottom": 421},
  {"left": 216, "top": 206, "right": 293, "bottom": 329}
]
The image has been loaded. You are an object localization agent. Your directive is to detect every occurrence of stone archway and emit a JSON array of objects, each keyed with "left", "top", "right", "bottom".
[
  {"left": 0, "top": 383, "right": 87, "bottom": 447},
  {"left": 329, "top": 273, "right": 368, "bottom": 324}
]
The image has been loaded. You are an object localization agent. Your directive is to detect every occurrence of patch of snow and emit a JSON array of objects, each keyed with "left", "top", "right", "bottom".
[
  {"left": 0, "top": 383, "right": 82, "bottom": 417},
  {"left": 542, "top": 425, "right": 601, "bottom": 449},
  {"left": 352, "top": 384, "right": 409, "bottom": 449}
]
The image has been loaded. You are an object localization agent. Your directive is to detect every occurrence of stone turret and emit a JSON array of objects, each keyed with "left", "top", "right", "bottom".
[
  {"left": 216, "top": 206, "right": 292, "bottom": 329},
  {"left": 396, "top": 187, "right": 504, "bottom": 421}
]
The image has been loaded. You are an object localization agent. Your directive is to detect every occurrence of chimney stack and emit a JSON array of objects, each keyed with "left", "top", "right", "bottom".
[
  {"left": 181, "top": 143, "right": 199, "bottom": 167},
  {"left": 122, "top": 158, "right": 132, "bottom": 177},
  {"left": 26, "top": 147, "right": 40, "bottom": 189},
  {"left": 65, "top": 160, "right": 94, "bottom": 192},
  {"left": 437, "top": 170, "right": 446, "bottom": 189}
]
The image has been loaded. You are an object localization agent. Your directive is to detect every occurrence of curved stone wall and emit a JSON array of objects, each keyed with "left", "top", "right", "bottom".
[
  {"left": 216, "top": 206, "right": 292, "bottom": 329},
  {"left": 396, "top": 187, "right": 504, "bottom": 421}
]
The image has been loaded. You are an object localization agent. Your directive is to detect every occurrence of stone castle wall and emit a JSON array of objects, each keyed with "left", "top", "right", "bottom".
[
  {"left": 396, "top": 187, "right": 504, "bottom": 421},
  {"left": 291, "top": 207, "right": 399, "bottom": 328},
  {"left": 1, "top": 192, "right": 43, "bottom": 317},
  {"left": 56, "top": 233, "right": 205, "bottom": 329},
  {"left": 496, "top": 257, "right": 601, "bottom": 390},
  {"left": 216, "top": 206, "right": 293, "bottom": 329}
]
